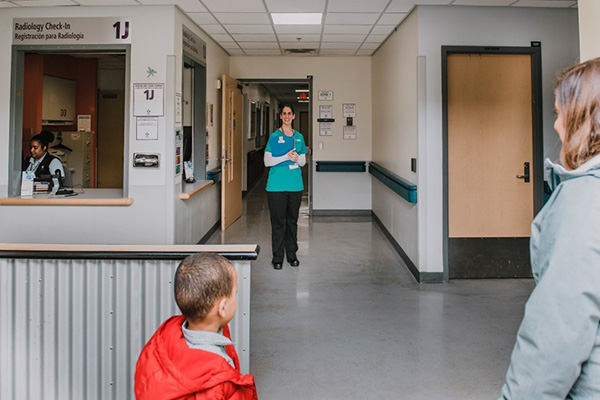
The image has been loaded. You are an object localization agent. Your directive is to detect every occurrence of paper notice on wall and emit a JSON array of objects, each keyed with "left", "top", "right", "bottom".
[
  {"left": 343, "top": 125, "right": 357, "bottom": 140},
  {"left": 319, "top": 122, "right": 333, "bottom": 136}
]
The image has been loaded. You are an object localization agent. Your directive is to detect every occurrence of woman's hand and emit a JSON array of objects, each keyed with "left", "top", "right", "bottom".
[{"left": 287, "top": 149, "right": 299, "bottom": 162}]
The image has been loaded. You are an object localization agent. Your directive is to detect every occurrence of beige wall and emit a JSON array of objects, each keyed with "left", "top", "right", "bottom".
[
  {"left": 230, "top": 56, "right": 372, "bottom": 211},
  {"left": 578, "top": 0, "right": 600, "bottom": 61}
]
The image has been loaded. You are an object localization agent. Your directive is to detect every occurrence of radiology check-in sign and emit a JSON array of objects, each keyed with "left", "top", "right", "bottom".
[{"left": 13, "top": 18, "right": 132, "bottom": 45}]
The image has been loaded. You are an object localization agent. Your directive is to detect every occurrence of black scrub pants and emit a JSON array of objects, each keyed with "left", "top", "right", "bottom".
[{"left": 267, "top": 191, "right": 303, "bottom": 263}]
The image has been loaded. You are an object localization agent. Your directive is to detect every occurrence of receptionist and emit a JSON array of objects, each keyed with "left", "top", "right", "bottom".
[{"left": 23, "top": 130, "right": 64, "bottom": 178}]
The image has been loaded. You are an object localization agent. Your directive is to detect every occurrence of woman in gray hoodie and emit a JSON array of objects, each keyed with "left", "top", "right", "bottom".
[{"left": 500, "top": 58, "right": 600, "bottom": 399}]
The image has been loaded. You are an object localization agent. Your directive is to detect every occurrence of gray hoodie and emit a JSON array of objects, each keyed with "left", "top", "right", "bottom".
[{"left": 500, "top": 155, "right": 600, "bottom": 399}]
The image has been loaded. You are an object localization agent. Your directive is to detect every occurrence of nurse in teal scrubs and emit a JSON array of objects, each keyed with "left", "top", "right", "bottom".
[{"left": 263, "top": 104, "right": 307, "bottom": 270}]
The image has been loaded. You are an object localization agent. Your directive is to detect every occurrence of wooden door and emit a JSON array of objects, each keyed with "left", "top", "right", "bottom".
[
  {"left": 221, "top": 75, "right": 243, "bottom": 230},
  {"left": 447, "top": 53, "right": 533, "bottom": 278},
  {"left": 97, "top": 91, "right": 124, "bottom": 188}
]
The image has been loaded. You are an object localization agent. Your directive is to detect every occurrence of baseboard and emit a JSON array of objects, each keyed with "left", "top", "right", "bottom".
[
  {"left": 312, "top": 209, "right": 372, "bottom": 216},
  {"left": 371, "top": 212, "right": 443, "bottom": 284},
  {"left": 198, "top": 220, "right": 221, "bottom": 244}
]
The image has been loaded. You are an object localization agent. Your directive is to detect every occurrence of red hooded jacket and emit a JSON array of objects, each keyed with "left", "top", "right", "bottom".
[{"left": 134, "top": 315, "right": 257, "bottom": 400}]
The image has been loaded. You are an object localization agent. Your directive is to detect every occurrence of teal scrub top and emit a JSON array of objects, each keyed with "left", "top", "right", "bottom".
[{"left": 265, "top": 129, "right": 307, "bottom": 192}]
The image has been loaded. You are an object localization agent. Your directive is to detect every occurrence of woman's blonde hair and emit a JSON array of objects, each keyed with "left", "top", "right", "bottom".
[{"left": 554, "top": 57, "right": 600, "bottom": 170}]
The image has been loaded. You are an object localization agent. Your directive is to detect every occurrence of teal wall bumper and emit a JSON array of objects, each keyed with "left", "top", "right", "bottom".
[{"left": 369, "top": 162, "right": 417, "bottom": 203}]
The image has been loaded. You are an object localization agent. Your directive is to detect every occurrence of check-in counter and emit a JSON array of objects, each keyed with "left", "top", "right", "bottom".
[{"left": 0, "top": 243, "right": 259, "bottom": 400}]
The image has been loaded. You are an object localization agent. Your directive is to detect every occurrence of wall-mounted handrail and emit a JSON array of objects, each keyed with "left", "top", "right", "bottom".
[
  {"left": 316, "top": 161, "right": 366, "bottom": 172},
  {"left": 369, "top": 162, "right": 417, "bottom": 203}
]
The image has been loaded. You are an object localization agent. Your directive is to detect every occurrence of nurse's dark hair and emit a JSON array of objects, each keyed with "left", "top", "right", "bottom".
[
  {"left": 554, "top": 57, "right": 600, "bottom": 170},
  {"left": 174, "top": 253, "right": 235, "bottom": 322},
  {"left": 30, "top": 130, "right": 55, "bottom": 148},
  {"left": 280, "top": 103, "right": 295, "bottom": 114}
]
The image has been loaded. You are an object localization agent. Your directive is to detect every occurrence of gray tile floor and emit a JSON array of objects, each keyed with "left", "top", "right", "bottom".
[{"left": 208, "top": 181, "right": 534, "bottom": 399}]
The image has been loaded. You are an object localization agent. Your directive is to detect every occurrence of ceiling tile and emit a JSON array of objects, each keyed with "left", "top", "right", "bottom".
[
  {"left": 360, "top": 42, "right": 382, "bottom": 50},
  {"left": 274, "top": 25, "right": 323, "bottom": 34},
  {"left": 209, "top": 33, "right": 235, "bottom": 42},
  {"left": 225, "top": 24, "right": 274, "bottom": 34},
  {"left": 325, "top": 13, "right": 380, "bottom": 25},
  {"left": 319, "top": 49, "right": 358, "bottom": 56},
  {"left": 233, "top": 34, "right": 277, "bottom": 42},
  {"left": 277, "top": 34, "right": 322, "bottom": 42},
  {"left": 187, "top": 12, "right": 218, "bottom": 25},
  {"left": 227, "top": 49, "right": 247, "bottom": 56},
  {"left": 512, "top": 0, "right": 577, "bottom": 7},
  {"left": 327, "top": 0, "right": 390, "bottom": 13},
  {"left": 280, "top": 41, "right": 320, "bottom": 49},
  {"left": 356, "top": 49, "right": 375, "bottom": 56},
  {"left": 322, "top": 34, "right": 367, "bottom": 43},
  {"left": 214, "top": 13, "right": 270, "bottom": 24},
  {"left": 378, "top": 13, "right": 408, "bottom": 25},
  {"left": 245, "top": 49, "right": 283, "bottom": 56},
  {"left": 72, "top": 0, "right": 135, "bottom": 4},
  {"left": 323, "top": 25, "right": 372, "bottom": 34},
  {"left": 201, "top": 25, "right": 228, "bottom": 34},
  {"left": 238, "top": 42, "right": 280, "bottom": 50},
  {"left": 0, "top": 2, "right": 18, "bottom": 7},
  {"left": 15, "top": 0, "right": 78, "bottom": 5},
  {"left": 137, "top": 0, "right": 207, "bottom": 12},
  {"left": 264, "top": 0, "right": 326, "bottom": 13},
  {"left": 365, "top": 34, "right": 388, "bottom": 43},
  {"left": 452, "top": 0, "right": 515, "bottom": 5},
  {"left": 387, "top": 0, "right": 452, "bottom": 13},
  {"left": 201, "top": 0, "right": 266, "bottom": 13},
  {"left": 220, "top": 42, "right": 241, "bottom": 49},
  {"left": 371, "top": 25, "right": 396, "bottom": 35},
  {"left": 320, "top": 42, "right": 361, "bottom": 49}
]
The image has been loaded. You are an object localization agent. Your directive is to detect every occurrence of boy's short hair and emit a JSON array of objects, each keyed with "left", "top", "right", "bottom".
[{"left": 174, "top": 253, "right": 235, "bottom": 322}]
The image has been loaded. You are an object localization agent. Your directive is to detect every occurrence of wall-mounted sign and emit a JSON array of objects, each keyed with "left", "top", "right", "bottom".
[
  {"left": 343, "top": 103, "right": 356, "bottom": 118},
  {"left": 136, "top": 117, "right": 159, "bottom": 140},
  {"left": 175, "top": 93, "right": 182, "bottom": 126},
  {"left": 319, "top": 105, "right": 333, "bottom": 119},
  {"left": 318, "top": 91, "right": 334, "bottom": 101},
  {"left": 319, "top": 122, "right": 333, "bottom": 136},
  {"left": 134, "top": 83, "right": 164, "bottom": 116},
  {"left": 343, "top": 125, "right": 357, "bottom": 140},
  {"left": 13, "top": 17, "right": 132, "bottom": 45},
  {"left": 183, "top": 25, "right": 207, "bottom": 64}
]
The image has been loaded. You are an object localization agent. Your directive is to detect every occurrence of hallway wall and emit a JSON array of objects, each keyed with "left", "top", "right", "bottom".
[
  {"left": 372, "top": 5, "right": 579, "bottom": 278},
  {"left": 230, "top": 56, "right": 372, "bottom": 212},
  {"left": 578, "top": 0, "right": 600, "bottom": 61}
]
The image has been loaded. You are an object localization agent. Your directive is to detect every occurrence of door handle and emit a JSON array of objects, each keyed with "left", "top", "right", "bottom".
[{"left": 516, "top": 162, "right": 530, "bottom": 183}]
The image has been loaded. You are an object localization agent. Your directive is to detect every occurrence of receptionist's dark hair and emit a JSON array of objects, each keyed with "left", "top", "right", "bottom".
[
  {"left": 30, "top": 130, "right": 55, "bottom": 149},
  {"left": 280, "top": 104, "right": 295, "bottom": 115}
]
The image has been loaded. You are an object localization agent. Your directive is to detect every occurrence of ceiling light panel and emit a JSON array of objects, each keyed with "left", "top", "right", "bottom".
[
  {"left": 271, "top": 13, "right": 323, "bottom": 25},
  {"left": 325, "top": 13, "right": 381, "bottom": 25},
  {"left": 327, "top": 0, "right": 390, "bottom": 13},
  {"left": 512, "top": 0, "right": 576, "bottom": 7},
  {"left": 282, "top": 41, "right": 320, "bottom": 49},
  {"left": 274, "top": 25, "right": 323, "bottom": 34},
  {"left": 201, "top": 0, "right": 266, "bottom": 13},
  {"left": 277, "top": 34, "right": 321, "bottom": 42},
  {"left": 265, "top": 0, "right": 326, "bottom": 13},
  {"left": 214, "top": 13, "right": 270, "bottom": 24}
]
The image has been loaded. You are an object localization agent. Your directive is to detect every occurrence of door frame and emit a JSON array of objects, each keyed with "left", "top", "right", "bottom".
[
  {"left": 236, "top": 77, "right": 313, "bottom": 213},
  {"left": 441, "top": 45, "right": 544, "bottom": 281}
]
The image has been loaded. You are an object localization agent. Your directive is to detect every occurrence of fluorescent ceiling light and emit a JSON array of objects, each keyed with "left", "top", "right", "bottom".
[
  {"left": 295, "top": 89, "right": 309, "bottom": 93},
  {"left": 272, "top": 13, "right": 322, "bottom": 25}
]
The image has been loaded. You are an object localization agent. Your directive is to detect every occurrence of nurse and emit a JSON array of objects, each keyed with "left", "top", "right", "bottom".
[
  {"left": 263, "top": 104, "right": 307, "bottom": 270},
  {"left": 23, "top": 130, "right": 64, "bottom": 178}
]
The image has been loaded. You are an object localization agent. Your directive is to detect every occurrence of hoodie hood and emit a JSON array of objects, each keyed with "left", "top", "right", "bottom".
[{"left": 545, "top": 153, "right": 600, "bottom": 192}]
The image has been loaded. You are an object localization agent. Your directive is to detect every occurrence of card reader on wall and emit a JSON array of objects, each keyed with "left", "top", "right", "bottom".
[{"left": 133, "top": 153, "right": 160, "bottom": 168}]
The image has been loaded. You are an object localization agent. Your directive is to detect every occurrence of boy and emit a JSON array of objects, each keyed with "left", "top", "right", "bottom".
[{"left": 134, "top": 253, "right": 257, "bottom": 399}]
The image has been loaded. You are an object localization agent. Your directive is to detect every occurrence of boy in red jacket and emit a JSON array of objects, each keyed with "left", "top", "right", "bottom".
[{"left": 134, "top": 253, "right": 257, "bottom": 399}]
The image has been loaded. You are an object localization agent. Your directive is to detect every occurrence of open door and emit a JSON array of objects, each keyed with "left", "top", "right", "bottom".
[{"left": 221, "top": 75, "right": 243, "bottom": 230}]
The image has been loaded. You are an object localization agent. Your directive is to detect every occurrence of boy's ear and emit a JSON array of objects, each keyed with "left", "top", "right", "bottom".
[{"left": 216, "top": 297, "right": 228, "bottom": 318}]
